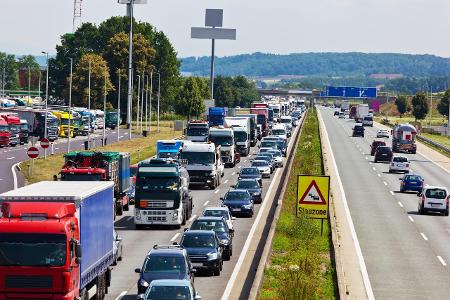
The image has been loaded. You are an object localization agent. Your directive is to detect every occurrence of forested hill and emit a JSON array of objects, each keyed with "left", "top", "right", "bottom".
[{"left": 180, "top": 52, "right": 450, "bottom": 77}]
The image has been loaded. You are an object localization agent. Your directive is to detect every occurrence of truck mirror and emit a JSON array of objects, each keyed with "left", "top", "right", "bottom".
[
  {"left": 417, "top": 192, "right": 421, "bottom": 197},
  {"left": 75, "top": 243, "right": 82, "bottom": 259}
]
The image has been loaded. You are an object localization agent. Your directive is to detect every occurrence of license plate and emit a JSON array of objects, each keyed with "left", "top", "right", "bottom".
[
  {"left": 409, "top": 182, "right": 416, "bottom": 184},
  {"left": 431, "top": 204, "right": 441, "bottom": 208},
  {"left": 192, "top": 262, "right": 203, "bottom": 267},
  {"left": 232, "top": 208, "right": 241, "bottom": 212},
  {"left": 397, "top": 164, "right": 404, "bottom": 167},
  {"left": 382, "top": 154, "right": 387, "bottom": 156}
]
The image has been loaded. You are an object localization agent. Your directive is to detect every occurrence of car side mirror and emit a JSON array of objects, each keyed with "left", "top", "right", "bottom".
[
  {"left": 229, "top": 228, "right": 235, "bottom": 233},
  {"left": 231, "top": 185, "right": 235, "bottom": 188},
  {"left": 417, "top": 192, "right": 421, "bottom": 197},
  {"left": 398, "top": 178, "right": 402, "bottom": 181},
  {"left": 134, "top": 268, "right": 141, "bottom": 273},
  {"left": 191, "top": 268, "right": 197, "bottom": 274},
  {"left": 116, "top": 237, "right": 123, "bottom": 241},
  {"left": 220, "top": 197, "right": 224, "bottom": 201}
]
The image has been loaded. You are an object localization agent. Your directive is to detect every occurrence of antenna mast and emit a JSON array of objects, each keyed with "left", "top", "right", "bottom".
[{"left": 73, "top": 0, "right": 83, "bottom": 32}]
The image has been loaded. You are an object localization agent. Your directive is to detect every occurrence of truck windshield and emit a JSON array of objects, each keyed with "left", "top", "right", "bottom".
[
  {"left": 256, "top": 115, "right": 266, "bottom": 124},
  {"left": 181, "top": 152, "right": 214, "bottom": 165},
  {"left": 0, "top": 233, "right": 66, "bottom": 266},
  {"left": 61, "top": 173, "right": 103, "bottom": 181},
  {"left": 137, "top": 177, "right": 178, "bottom": 191},
  {"left": 158, "top": 152, "right": 178, "bottom": 159},
  {"left": 187, "top": 127, "right": 208, "bottom": 136},
  {"left": 0, "top": 125, "right": 8, "bottom": 132},
  {"left": 146, "top": 286, "right": 190, "bottom": 300},
  {"left": 19, "top": 124, "right": 28, "bottom": 131},
  {"left": 9, "top": 124, "right": 19, "bottom": 134},
  {"left": 209, "top": 135, "right": 233, "bottom": 146},
  {"left": 48, "top": 119, "right": 59, "bottom": 127},
  {"left": 234, "top": 131, "right": 247, "bottom": 142},
  {"left": 60, "top": 118, "right": 70, "bottom": 125}
]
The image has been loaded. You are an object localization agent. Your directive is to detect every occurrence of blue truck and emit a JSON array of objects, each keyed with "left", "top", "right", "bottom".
[
  {"left": 0, "top": 181, "right": 115, "bottom": 300},
  {"left": 156, "top": 140, "right": 184, "bottom": 159},
  {"left": 208, "top": 107, "right": 228, "bottom": 126}
]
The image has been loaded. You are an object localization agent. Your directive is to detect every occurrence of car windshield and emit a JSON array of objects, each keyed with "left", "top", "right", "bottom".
[
  {"left": 255, "top": 156, "right": 270, "bottom": 163},
  {"left": 393, "top": 157, "right": 408, "bottom": 163},
  {"left": 225, "top": 191, "right": 250, "bottom": 201},
  {"left": 145, "top": 286, "right": 191, "bottom": 300},
  {"left": 269, "top": 150, "right": 281, "bottom": 157},
  {"left": 209, "top": 135, "right": 233, "bottom": 146},
  {"left": 240, "top": 168, "right": 259, "bottom": 175},
  {"left": 236, "top": 180, "right": 259, "bottom": 189},
  {"left": 280, "top": 118, "right": 291, "bottom": 124},
  {"left": 181, "top": 152, "right": 214, "bottom": 165},
  {"left": 191, "top": 220, "right": 227, "bottom": 233},
  {"left": 378, "top": 147, "right": 391, "bottom": 153},
  {"left": 373, "top": 142, "right": 385, "bottom": 147},
  {"left": 187, "top": 127, "right": 208, "bottom": 136},
  {"left": 204, "top": 210, "right": 229, "bottom": 220},
  {"left": 0, "top": 233, "right": 66, "bottom": 266},
  {"left": 260, "top": 153, "right": 274, "bottom": 159},
  {"left": 404, "top": 175, "right": 422, "bottom": 181},
  {"left": 425, "top": 188, "right": 447, "bottom": 199},
  {"left": 252, "top": 161, "right": 268, "bottom": 167},
  {"left": 181, "top": 234, "right": 216, "bottom": 248},
  {"left": 261, "top": 142, "right": 277, "bottom": 148},
  {"left": 272, "top": 129, "right": 286, "bottom": 135},
  {"left": 234, "top": 131, "right": 247, "bottom": 142},
  {"left": 144, "top": 256, "right": 186, "bottom": 273},
  {"left": 136, "top": 177, "right": 178, "bottom": 191}
]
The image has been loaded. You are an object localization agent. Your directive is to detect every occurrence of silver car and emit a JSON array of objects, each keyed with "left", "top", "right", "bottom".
[{"left": 251, "top": 160, "right": 271, "bottom": 178}]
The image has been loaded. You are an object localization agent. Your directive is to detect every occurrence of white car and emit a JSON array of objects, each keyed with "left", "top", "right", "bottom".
[
  {"left": 418, "top": 186, "right": 449, "bottom": 216},
  {"left": 251, "top": 160, "right": 271, "bottom": 178},
  {"left": 202, "top": 206, "right": 235, "bottom": 231},
  {"left": 377, "top": 129, "right": 390, "bottom": 138},
  {"left": 271, "top": 124, "right": 287, "bottom": 140},
  {"left": 268, "top": 149, "right": 283, "bottom": 167},
  {"left": 389, "top": 156, "right": 410, "bottom": 173},
  {"left": 258, "top": 147, "right": 274, "bottom": 154}
]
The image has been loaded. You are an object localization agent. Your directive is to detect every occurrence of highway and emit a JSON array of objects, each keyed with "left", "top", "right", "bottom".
[
  {"left": 104, "top": 121, "right": 302, "bottom": 300},
  {"left": 0, "top": 129, "right": 134, "bottom": 193},
  {"left": 319, "top": 107, "right": 450, "bottom": 299}
]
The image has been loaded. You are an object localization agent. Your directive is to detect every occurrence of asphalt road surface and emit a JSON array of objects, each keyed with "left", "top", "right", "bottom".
[
  {"left": 105, "top": 122, "right": 302, "bottom": 300},
  {"left": 320, "top": 107, "right": 450, "bottom": 299},
  {"left": 0, "top": 128, "right": 135, "bottom": 194}
]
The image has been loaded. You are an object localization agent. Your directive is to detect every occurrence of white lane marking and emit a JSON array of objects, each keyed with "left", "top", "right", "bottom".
[
  {"left": 417, "top": 150, "right": 450, "bottom": 175},
  {"left": 0, "top": 179, "right": 3, "bottom": 181},
  {"left": 310, "top": 109, "right": 375, "bottom": 300},
  {"left": 437, "top": 256, "right": 447, "bottom": 266},
  {"left": 214, "top": 189, "right": 220, "bottom": 194},
  {"left": 224, "top": 179, "right": 228, "bottom": 184},
  {"left": 170, "top": 233, "right": 180, "bottom": 242},
  {"left": 390, "top": 191, "right": 395, "bottom": 196},
  {"left": 398, "top": 201, "right": 404, "bottom": 208},
  {"left": 126, "top": 216, "right": 133, "bottom": 221},
  {"left": 377, "top": 174, "right": 381, "bottom": 177},
  {"left": 11, "top": 163, "right": 20, "bottom": 190},
  {"left": 244, "top": 159, "right": 247, "bottom": 163},
  {"left": 408, "top": 216, "right": 415, "bottom": 222},
  {"left": 365, "top": 157, "right": 368, "bottom": 160},
  {"left": 203, "top": 201, "right": 209, "bottom": 206},
  {"left": 420, "top": 233, "right": 428, "bottom": 241},
  {"left": 114, "top": 291, "right": 127, "bottom": 300},
  {"left": 188, "top": 214, "right": 197, "bottom": 223},
  {"left": 238, "top": 166, "right": 241, "bottom": 169},
  {"left": 383, "top": 181, "right": 388, "bottom": 186},
  {"left": 232, "top": 172, "right": 236, "bottom": 176},
  {"left": 6, "top": 157, "right": 14, "bottom": 160}
]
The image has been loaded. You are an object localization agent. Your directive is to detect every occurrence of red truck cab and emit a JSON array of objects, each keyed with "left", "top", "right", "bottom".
[
  {"left": 0, "top": 119, "right": 10, "bottom": 148},
  {"left": 0, "top": 114, "right": 20, "bottom": 146},
  {"left": 250, "top": 107, "right": 269, "bottom": 137},
  {"left": 0, "top": 202, "right": 81, "bottom": 300}
]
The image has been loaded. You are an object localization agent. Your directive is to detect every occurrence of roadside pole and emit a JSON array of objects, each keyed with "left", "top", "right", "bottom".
[
  {"left": 137, "top": 75, "right": 141, "bottom": 133},
  {"left": 88, "top": 61, "right": 91, "bottom": 149},
  {"left": 117, "top": 69, "right": 121, "bottom": 142},
  {"left": 67, "top": 58, "right": 73, "bottom": 153},
  {"left": 103, "top": 73, "right": 107, "bottom": 146},
  {"left": 157, "top": 72, "right": 161, "bottom": 132}
]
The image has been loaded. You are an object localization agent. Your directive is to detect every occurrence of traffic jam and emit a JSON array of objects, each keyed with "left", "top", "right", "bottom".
[
  {"left": 0, "top": 98, "right": 306, "bottom": 300},
  {"left": 336, "top": 102, "right": 449, "bottom": 216}
]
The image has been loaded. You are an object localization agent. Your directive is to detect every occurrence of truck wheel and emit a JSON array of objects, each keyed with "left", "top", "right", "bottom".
[
  {"left": 135, "top": 224, "right": 145, "bottom": 230},
  {"left": 94, "top": 273, "right": 106, "bottom": 300},
  {"left": 80, "top": 289, "right": 89, "bottom": 300},
  {"left": 123, "top": 201, "right": 129, "bottom": 211},
  {"left": 181, "top": 211, "right": 186, "bottom": 225},
  {"left": 116, "top": 202, "right": 123, "bottom": 216}
]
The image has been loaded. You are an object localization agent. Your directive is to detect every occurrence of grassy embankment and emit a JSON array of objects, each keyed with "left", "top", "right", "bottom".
[
  {"left": 260, "top": 109, "right": 337, "bottom": 299},
  {"left": 20, "top": 121, "right": 182, "bottom": 185}
]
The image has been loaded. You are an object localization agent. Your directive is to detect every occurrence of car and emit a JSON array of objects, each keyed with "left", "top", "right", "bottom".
[
  {"left": 338, "top": 112, "right": 345, "bottom": 118},
  {"left": 399, "top": 174, "right": 424, "bottom": 193},
  {"left": 179, "top": 230, "right": 223, "bottom": 276},
  {"left": 221, "top": 189, "right": 254, "bottom": 217},
  {"left": 262, "top": 137, "right": 287, "bottom": 155},
  {"left": 251, "top": 160, "right": 271, "bottom": 178},
  {"left": 417, "top": 186, "right": 449, "bottom": 216},
  {"left": 389, "top": 156, "right": 410, "bottom": 173},
  {"left": 267, "top": 149, "right": 283, "bottom": 167},
  {"left": 238, "top": 167, "right": 262, "bottom": 186},
  {"left": 139, "top": 279, "right": 202, "bottom": 300},
  {"left": 134, "top": 245, "right": 195, "bottom": 294},
  {"left": 370, "top": 140, "right": 387, "bottom": 156},
  {"left": 271, "top": 124, "right": 288, "bottom": 140},
  {"left": 202, "top": 206, "right": 236, "bottom": 232},
  {"left": 190, "top": 216, "right": 233, "bottom": 260},
  {"left": 291, "top": 116, "right": 299, "bottom": 127},
  {"left": 377, "top": 129, "right": 390, "bottom": 138},
  {"left": 374, "top": 146, "right": 393, "bottom": 163},
  {"left": 352, "top": 124, "right": 364, "bottom": 137},
  {"left": 255, "top": 154, "right": 275, "bottom": 172},
  {"left": 113, "top": 230, "right": 123, "bottom": 265},
  {"left": 334, "top": 111, "right": 340, "bottom": 116},
  {"left": 232, "top": 178, "right": 263, "bottom": 203}
]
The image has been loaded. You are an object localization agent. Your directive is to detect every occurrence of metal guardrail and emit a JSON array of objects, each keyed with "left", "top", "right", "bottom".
[{"left": 416, "top": 135, "right": 450, "bottom": 155}]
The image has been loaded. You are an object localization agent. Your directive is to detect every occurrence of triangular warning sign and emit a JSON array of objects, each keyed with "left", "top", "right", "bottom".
[{"left": 299, "top": 180, "right": 327, "bottom": 205}]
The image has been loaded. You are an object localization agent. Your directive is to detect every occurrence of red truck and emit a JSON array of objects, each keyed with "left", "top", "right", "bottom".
[
  {"left": 0, "top": 118, "right": 10, "bottom": 148},
  {"left": 250, "top": 107, "right": 269, "bottom": 137},
  {"left": 252, "top": 102, "right": 269, "bottom": 109},
  {"left": 0, "top": 114, "right": 20, "bottom": 146}
]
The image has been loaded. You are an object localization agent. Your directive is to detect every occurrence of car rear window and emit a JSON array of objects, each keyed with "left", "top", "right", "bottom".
[
  {"left": 377, "top": 146, "right": 391, "bottom": 152},
  {"left": 393, "top": 157, "right": 408, "bottom": 162},
  {"left": 405, "top": 175, "right": 422, "bottom": 181},
  {"left": 373, "top": 141, "right": 385, "bottom": 147},
  {"left": 425, "top": 188, "right": 447, "bottom": 199}
]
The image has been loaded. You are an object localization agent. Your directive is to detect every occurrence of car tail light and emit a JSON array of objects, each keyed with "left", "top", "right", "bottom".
[{"left": 406, "top": 164, "right": 409, "bottom": 167}]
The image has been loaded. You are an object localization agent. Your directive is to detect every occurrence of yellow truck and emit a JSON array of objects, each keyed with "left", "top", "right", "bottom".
[{"left": 52, "top": 111, "right": 75, "bottom": 138}]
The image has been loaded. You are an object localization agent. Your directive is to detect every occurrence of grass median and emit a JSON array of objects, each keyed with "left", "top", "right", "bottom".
[
  {"left": 260, "top": 108, "right": 337, "bottom": 299},
  {"left": 20, "top": 122, "right": 182, "bottom": 184}
]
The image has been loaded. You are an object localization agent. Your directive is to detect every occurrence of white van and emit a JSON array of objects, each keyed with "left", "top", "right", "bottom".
[{"left": 418, "top": 186, "right": 449, "bottom": 216}]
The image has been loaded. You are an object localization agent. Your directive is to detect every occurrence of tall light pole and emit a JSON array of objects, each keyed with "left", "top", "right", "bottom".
[
  {"left": 157, "top": 72, "right": 161, "bottom": 133},
  {"left": 117, "top": 69, "right": 121, "bottom": 142},
  {"left": 145, "top": 75, "right": 149, "bottom": 130},
  {"left": 87, "top": 61, "right": 91, "bottom": 148},
  {"left": 140, "top": 72, "right": 145, "bottom": 134},
  {"left": 149, "top": 71, "right": 153, "bottom": 132},
  {"left": 136, "top": 75, "right": 141, "bottom": 132},
  {"left": 28, "top": 66, "right": 31, "bottom": 101},
  {"left": 103, "top": 72, "right": 107, "bottom": 146},
  {"left": 41, "top": 51, "right": 49, "bottom": 159},
  {"left": 2, "top": 65, "right": 5, "bottom": 98},
  {"left": 67, "top": 58, "right": 73, "bottom": 153}
]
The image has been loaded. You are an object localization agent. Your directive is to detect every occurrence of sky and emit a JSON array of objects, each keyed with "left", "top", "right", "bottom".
[{"left": 0, "top": 0, "right": 449, "bottom": 58}]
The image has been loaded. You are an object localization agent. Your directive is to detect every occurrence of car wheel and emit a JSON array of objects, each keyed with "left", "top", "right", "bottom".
[
  {"left": 135, "top": 224, "right": 145, "bottom": 230},
  {"left": 419, "top": 205, "right": 425, "bottom": 215},
  {"left": 374, "top": 159, "right": 378, "bottom": 163},
  {"left": 213, "top": 266, "right": 221, "bottom": 276},
  {"left": 445, "top": 208, "right": 449, "bottom": 217},
  {"left": 388, "top": 169, "right": 392, "bottom": 173}
]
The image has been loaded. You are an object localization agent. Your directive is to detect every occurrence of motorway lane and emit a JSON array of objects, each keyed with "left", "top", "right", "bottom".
[
  {"left": 320, "top": 107, "right": 450, "bottom": 299},
  {"left": 0, "top": 129, "right": 135, "bottom": 193},
  {"left": 105, "top": 122, "right": 302, "bottom": 300}
]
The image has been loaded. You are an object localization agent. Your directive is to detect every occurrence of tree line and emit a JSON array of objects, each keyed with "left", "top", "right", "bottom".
[{"left": 394, "top": 90, "right": 449, "bottom": 121}]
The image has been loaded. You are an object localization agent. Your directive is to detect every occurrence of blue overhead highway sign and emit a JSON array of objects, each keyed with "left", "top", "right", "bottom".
[{"left": 322, "top": 86, "right": 377, "bottom": 98}]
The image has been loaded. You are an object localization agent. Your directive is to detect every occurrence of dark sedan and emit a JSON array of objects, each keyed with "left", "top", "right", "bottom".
[
  {"left": 238, "top": 167, "right": 262, "bottom": 186},
  {"left": 221, "top": 189, "right": 254, "bottom": 217},
  {"left": 233, "top": 179, "right": 262, "bottom": 204},
  {"left": 374, "top": 146, "right": 393, "bottom": 163}
]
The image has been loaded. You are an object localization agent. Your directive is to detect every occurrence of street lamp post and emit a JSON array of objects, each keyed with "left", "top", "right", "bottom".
[
  {"left": 136, "top": 75, "right": 141, "bottom": 133},
  {"left": 103, "top": 72, "right": 107, "bottom": 146},
  {"left": 41, "top": 51, "right": 49, "bottom": 159},
  {"left": 2, "top": 66, "right": 5, "bottom": 98},
  {"left": 145, "top": 75, "right": 149, "bottom": 130},
  {"left": 67, "top": 58, "right": 73, "bottom": 153},
  {"left": 28, "top": 66, "right": 31, "bottom": 102},
  {"left": 157, "top": 72, "right": 161, "bottom": 132},
  {"left": 140, "top": 72, "right": 145, "bottom": 134},
  {"left": 88, "top": 61, "right": 91, "bottom": 148},
  {"left": 117, "top": 69, "right": 121, "bottom": 142},
  {"left": 149, "top": 71, "right": 153, "bottom": 132}
]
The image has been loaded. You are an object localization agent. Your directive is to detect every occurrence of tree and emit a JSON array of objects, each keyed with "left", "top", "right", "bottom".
[
  {"left": 175, "top": 77, "right": 205, "bottom": 119},
  {"left": 17, "top": 55, "right": 40, "bottom": 91},
  {"left": 0, "top": 52, "right": 18, "bottom": 91},
  {"left": 437, "top": 88, "right": 450, "bottom": 117},
  {"left": 395, "top": 96, "right": 409, "bottom": 117},
  {"left": 411, "top": 92, "right": 429, "bottom": 120},
  {"left": 214, "top": 76, "right": 234, "bottom": 107},
  {"left": 72, "top": 53, "right": 114, "bottom": 107}
]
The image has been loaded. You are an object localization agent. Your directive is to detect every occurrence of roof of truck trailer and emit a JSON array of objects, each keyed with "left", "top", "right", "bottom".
[
  {"left": 0, "top": 181, "right": 114, "bottom": 201},
  {"left": 182, "top": 142, "right": 216, "bottom": 152}
]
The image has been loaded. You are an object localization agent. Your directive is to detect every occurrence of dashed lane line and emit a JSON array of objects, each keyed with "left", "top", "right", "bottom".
[
  {"left": 114, "top": 291, "right": 127, "bottom": 300},
  {"left": 390, "top": 191, "right": 395, "bottom": 196},
  {"left": 170, "top": 233, "right": 180, "bottom": 242},
  {"left": 188, "top": 214, "right": 197, "bottom": 223},
  {"left": 203, "top": 201, "right": 209, "bottom": 206},
  {"left": 437, "top": 256, "right": 447, "bottom": 266},
  {"left": 214, "top": 189, "right": 220, "bottom": 194},
  {"left": 408, "top": 216, "right": 415, "bottom": 222},
  {"left": 383, "top": 181, "right": 388, "bottom": 186},
  {"left": 420, "top": 233, "right": 428, "bottom": 241},
  {"left": 398, "top": 202, "right": 404, "bottom": 208}
]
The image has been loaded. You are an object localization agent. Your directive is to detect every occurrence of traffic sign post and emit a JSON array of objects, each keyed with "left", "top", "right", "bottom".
[
  {"left": 297, "top": 175, "right": 330, "bottom": 235},
  {"left": 27, "top": 146, "right": 40, "bottom": 177}
]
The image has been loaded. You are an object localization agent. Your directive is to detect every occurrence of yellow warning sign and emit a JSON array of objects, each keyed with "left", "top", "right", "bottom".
[{"left": 297, "top": 175, "right": 330, "bottom": 219}]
